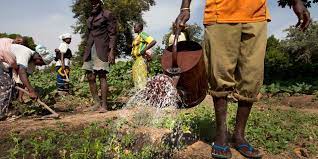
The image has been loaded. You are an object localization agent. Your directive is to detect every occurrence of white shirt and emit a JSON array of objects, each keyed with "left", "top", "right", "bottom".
[
  {"left": 10, "top": 44, "right": 35, "bottom": 84},
  {"left": 56, "top": 42, "right": 71, "bottom": 67},
  {"left": 10, "top": 44, "right": 35, "bottom": 68}
]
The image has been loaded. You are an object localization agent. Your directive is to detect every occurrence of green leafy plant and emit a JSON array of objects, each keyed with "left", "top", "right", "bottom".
[{"left": 8, "top": 121, "right": 170, "bottom": 159}]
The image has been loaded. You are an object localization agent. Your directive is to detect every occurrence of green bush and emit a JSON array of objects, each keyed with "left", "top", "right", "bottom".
[
  {"left": 9, "top": 121, "right": 170, "bottom": 159},
  {"left": 264, "top": 26, "right": 318, "bottom": 83},
  {"left": 148, "top": 56, "right": 163, "bottom": 76},
  {"left": 265, "top": 48, "right": 290, "bottom": 67},
  {"left": 108, "top": 61, "right": 134, "bottom": 100},
  {"left": 261, "top": 82, "right": 315, "bottom": 95},
  {"left": 245, "top": 109, "right": 318, "bottom": 154}
]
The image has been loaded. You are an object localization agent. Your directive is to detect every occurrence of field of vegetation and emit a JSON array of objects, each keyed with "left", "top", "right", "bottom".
[
  {"left": 0, "top": 52, "right": 317, "bottom": 158},
  {"left": 0, "top": 2, "right": 317, "bottom": 157}
]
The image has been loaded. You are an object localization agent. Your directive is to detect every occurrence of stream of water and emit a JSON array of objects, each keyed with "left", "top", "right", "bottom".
[
  {"left": 127, "top": 74, "right": 180, "bottom": 109},
  {"left": 124, "top": 74, "right": 190, "bottom": 150}
]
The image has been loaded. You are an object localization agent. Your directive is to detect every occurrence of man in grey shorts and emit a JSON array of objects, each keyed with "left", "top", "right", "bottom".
[{"left": 82, "top": 0, "right": 117, "bottom": 113}]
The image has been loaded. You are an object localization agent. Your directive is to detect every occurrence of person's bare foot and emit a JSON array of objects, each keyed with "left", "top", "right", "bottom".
[
  {"left": 91, "top": 102, "right": 101, "bottom": 111},
  {"left": 0, "top": 114, "right": 7, "bottom": 121},
  {"left": 97, "top": 106, "right": 108, "bottom": 113},
  {"left": 83, "top": 101, "right": 100, "bottom": 112},
  {"left": 57, "top": 91, "right": 68, "bottom": 96}
]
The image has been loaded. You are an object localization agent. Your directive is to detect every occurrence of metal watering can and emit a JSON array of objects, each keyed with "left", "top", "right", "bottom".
[{"left": 161, "top": 29, "right": 208, "bottom": 108}]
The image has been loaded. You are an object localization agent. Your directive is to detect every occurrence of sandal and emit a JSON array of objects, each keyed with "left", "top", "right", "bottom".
[
  {"left": 211, "top": 143, "right": 232, "bottom": 159},
  {"left": 235, "top": 144, "right": 263, "bottom": 158}
]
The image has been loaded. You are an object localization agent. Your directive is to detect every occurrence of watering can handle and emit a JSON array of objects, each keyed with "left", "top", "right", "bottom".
[{"left": 172, "top": 28, "right": 181, "bottom": 68}]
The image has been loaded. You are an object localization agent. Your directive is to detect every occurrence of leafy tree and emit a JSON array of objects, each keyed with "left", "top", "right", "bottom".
[
  {"left": 71, "top": 0, "right": 155, "bottom": 57},
  {"left": 281, "top": 21, "right": 318, "bottom": 64},
  {"left": 264, "top": 35, "right": 290, "bottom": 83},
  {"left": 264, "top": 22, "right": 318, "bottom": 83},
  {"left": 267, "top": 35, "right": 281, "bottom": 50},
  {"left": 265, "top": 35, "right": 290, "bottom": 68},
  {"left": 162, "top": 23, "right": 203, "bottom": 48},
  {"left": 0, "top": 33, "right": 36, "bottom": 50},
  {"left": 278, "top": 0, "right": 318, "bottom": 8},
  {"left": 152, "top": 46, "right": 163, "bottom": 56}
]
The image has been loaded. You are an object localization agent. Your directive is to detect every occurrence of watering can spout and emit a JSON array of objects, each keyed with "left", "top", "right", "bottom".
[{"left": 166, "top": 67, "right": 181, "bottom": 75}]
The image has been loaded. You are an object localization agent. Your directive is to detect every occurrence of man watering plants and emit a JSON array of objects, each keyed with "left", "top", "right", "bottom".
[
  {"left": 82, "top": 0, "right": 117, "bottom": 113},
  {"left": 175, "top": 0, "right": 311, "bottom": 158}
]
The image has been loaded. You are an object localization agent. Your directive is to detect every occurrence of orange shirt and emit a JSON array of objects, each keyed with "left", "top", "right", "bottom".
[{"left": 204, "top": 0, "right": 271, "bottom": 24}]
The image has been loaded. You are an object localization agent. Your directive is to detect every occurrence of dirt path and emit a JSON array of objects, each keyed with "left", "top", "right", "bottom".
[
  {"left": 255, "top": 95, "right": 318, "bottom": 114},
  {"left": 203, "top": 94, "right": 318, "bottom": 113},
  {"left": 1, "top": 95, "right": 317, "bottom": 139},
  {"left": 0, "top": 108, "right": 138, "bottom": 139},
  {"left": 175, "top": 141, "right": 297, "bottom": 159}
]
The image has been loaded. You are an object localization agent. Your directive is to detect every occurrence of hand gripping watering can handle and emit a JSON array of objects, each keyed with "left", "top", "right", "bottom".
[{"left": 169, "top": 28, "right": 181, "bottom": 75}]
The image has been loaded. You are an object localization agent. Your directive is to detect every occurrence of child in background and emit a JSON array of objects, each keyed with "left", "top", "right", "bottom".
[{"left": 55, "top": 33, "right": 72, "bottom": 94}]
